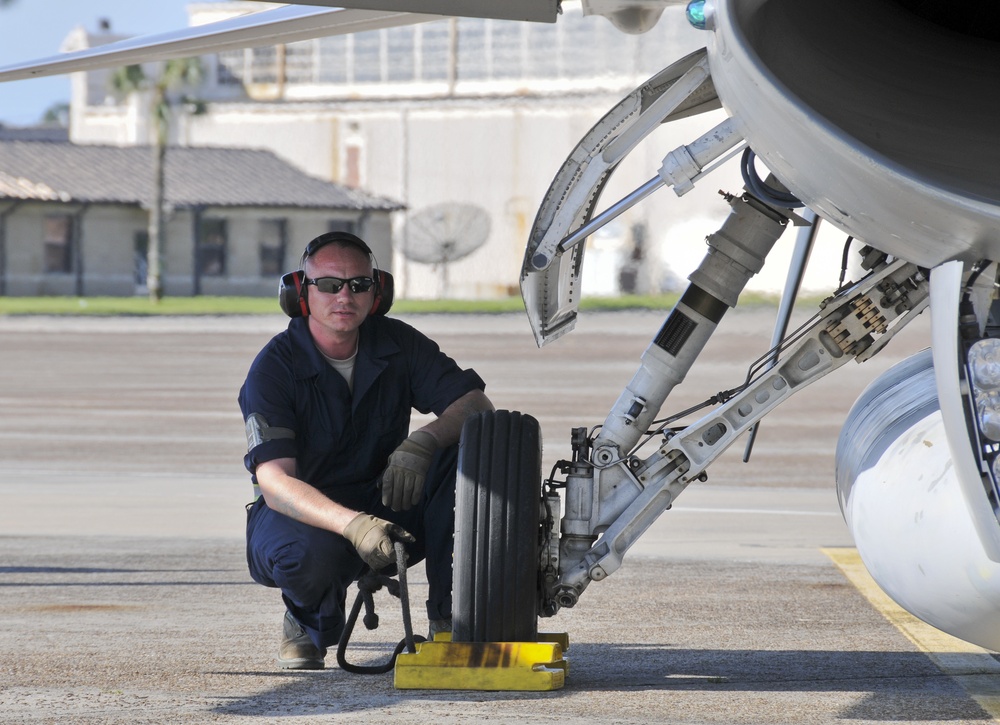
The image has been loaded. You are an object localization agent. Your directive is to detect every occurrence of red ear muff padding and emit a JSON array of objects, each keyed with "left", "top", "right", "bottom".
[
  {"left": 370, "top": 270, "right": 394, "bottom": 316},
  {"left": 279, "top": 270, "right": 309, "bottom": 318}
]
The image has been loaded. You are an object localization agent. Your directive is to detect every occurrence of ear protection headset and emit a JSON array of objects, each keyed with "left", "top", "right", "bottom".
[{"left": 278, "top": 231, "right": 394, "bottom": 318}]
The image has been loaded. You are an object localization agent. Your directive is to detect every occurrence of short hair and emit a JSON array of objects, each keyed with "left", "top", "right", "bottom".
[{"left": 300, "top": 231, "right": 374, "bottom": 268}]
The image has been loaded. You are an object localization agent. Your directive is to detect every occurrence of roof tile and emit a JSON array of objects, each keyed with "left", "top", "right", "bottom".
[{"left": 0, "top": 140, "right": 402, "bottom": 211}]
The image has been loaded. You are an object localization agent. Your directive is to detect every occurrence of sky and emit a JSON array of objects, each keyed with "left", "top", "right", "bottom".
[{"left": 0, "top": 0, "right": 193, "bottom": 126}]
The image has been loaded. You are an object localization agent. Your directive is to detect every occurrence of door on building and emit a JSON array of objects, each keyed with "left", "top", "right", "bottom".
[{"left": 134, "top": 231, "right": 148, "bottom": 295}]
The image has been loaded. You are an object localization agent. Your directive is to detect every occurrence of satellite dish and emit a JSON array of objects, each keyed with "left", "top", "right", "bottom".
[{"left": 403, "top": 202, "right": 490, "bottom": 297}]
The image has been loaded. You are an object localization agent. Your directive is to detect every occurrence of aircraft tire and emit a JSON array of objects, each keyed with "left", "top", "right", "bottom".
[{"left": 452, "top": 409, "right": 541, "bottom": 643}]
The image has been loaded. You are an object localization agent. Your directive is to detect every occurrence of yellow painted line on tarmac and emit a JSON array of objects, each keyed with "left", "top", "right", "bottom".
[{"left": 824, "top": 547, "right": 1000, "bottom": 720}]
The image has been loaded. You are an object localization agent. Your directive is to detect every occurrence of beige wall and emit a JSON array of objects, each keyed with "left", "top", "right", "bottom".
[
  {"left": 1, "top": 202, "right": 145, "bottom": 296},
  {"left": 0, "top": 201, "right": 389, "bottom": 297}
]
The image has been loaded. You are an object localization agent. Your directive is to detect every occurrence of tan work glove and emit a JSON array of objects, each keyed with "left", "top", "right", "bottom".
[
  {"left": 343, "top": 513, "right": 415, "bottom": 571},
  {"left": 380, "top": 430, "right": 437, "bottom": 511}
]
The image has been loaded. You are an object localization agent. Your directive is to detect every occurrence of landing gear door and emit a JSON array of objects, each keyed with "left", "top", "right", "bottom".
[
  {"left": 930, "top": 261, "right": 1000, "bottom": 562},
  {"left": 520, "top": 48, "right": 720, "bottom": 348}
]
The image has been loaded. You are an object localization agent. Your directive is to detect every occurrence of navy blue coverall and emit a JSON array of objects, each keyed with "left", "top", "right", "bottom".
[{"left": 239, "top": 314, "right": 485, "bottom": 650}]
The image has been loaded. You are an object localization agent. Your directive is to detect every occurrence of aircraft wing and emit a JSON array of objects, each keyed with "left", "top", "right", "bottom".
[
  {"left": 0, "top": 5, "right": 442, "bottom": 83},
  {"left": 243, "top": 0, "right": 559, "bottom": 23},
  {"left": 0, "top": 0, "right": 687, "bottom": 85}
]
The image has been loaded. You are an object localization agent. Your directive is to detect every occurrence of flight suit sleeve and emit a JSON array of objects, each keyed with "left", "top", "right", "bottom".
[{"left": 238, "top": 351, "right": 299, "bottom": 474}]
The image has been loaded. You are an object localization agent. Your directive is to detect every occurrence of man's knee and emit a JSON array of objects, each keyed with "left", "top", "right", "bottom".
[
  {"left": 270, "top": 538, "right": 361, "bottom": 602},
  {"left": 423, "top": 444, "right": 458, "bottom": 507},
  {"left": 248, "top": 508, "right": 361, "bottom": 601}
]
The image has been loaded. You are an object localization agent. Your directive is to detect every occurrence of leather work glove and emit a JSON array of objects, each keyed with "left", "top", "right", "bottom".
[
  {"left": 343, "top": 513, "right": 415, "bottom": 572},
  {"left": 380, "top": 430, "right": 437, "bottom": 511}
]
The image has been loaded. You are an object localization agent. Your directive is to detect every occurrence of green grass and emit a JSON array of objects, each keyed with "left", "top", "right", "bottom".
[
  {"left": 0, "top": 290, "right": 796, "bottom": 316},
  {"left": 0, "top": 296, "right": 281, "bottom": 316}
]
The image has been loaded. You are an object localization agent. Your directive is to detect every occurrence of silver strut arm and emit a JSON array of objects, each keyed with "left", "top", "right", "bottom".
[
  {"left": 551, "top": 257, "right": 930, "bottom": 610},
  {"left": 589, "top": 191, "right": 791, "bottom": 467}
]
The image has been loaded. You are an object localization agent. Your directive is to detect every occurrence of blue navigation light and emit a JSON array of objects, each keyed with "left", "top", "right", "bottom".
[{"left": 686, "top": 0, "right": 712, "bottom": 30}]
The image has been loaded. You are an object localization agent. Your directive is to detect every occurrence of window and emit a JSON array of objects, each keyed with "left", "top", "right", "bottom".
[
  {"left": 212, "top": 10, "right": 697, "bottom": 97},
  {"left": 199, "top": 218, "right": 227, "bottom": 277},
  {"left": 524, "top": 22, "right": 560, "bottom": 79},
  {"left": 353, "top": 29, "right": 382, "bottom": 83},
  {"left": 285, "top": 40, "right": 317, "bottom": 84},
  {"left": 216, "top": 46, "right": 280, "bottom": 85},
  {"left": 43, "top": 214, "right": 72, "bottom": 274},
  {"left": 327, "top": 220, "right": 357, "bottom": 235},
  {"left": 490, "top": 23, "right": 524, "bottom": 80},
  {"left": 216, "top": 49, "right": 246, "bottom": 86},
  {"left": 386, "top": 26, "right": 416, "bottom": 82},
  {"left": 249, "top": 45, "right": 279, "bottom": 84},
  {"left": 258, "top": 219, "right": 286, "bottom": 277},
  {"left": 420, "top": 23, "right": 451, "bottom": 81},
  {"left": 134, "top": 231, "right": 149, "bottom": 287},
  {"left": 457, "top": 18, "right": 489, "bottom": 80},
  {"left": 344, "top": 144, "right": 362, "bottom": 188},
  {"left": 317, "top": 36, "right": 349, "bottom": 83}
]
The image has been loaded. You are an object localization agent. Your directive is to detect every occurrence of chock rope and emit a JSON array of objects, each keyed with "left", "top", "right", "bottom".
[{"left": 336, "top": 540, "right": 426, "bottom": 675}]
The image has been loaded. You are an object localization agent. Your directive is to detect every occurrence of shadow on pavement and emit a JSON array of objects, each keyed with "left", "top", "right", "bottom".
[{"left": 209, "top": 644, "right": 991, "bottom": 722}]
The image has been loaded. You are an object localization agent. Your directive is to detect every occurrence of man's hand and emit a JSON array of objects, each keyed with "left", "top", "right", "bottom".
[
  {"left": 380, "top": 430, "right": 437, "bottom": 511},
  {"left": 343, "top": 513, "right": 415, "bottom": 571}
]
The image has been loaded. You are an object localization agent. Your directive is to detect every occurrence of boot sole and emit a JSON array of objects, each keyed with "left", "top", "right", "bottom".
[{"left": 276, "top": 656, "right": 325, "bottom": 670}]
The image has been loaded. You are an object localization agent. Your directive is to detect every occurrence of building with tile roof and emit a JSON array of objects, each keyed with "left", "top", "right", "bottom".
[{"left": 0, "top": 139, "right": 401, "bottom": 297}]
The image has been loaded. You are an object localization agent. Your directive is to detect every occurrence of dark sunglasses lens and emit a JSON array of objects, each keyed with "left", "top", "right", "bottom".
[
  {"left": 315, "top": 278, "right": 346, "bottom": 294},
  {"left": 348, "top": 277, "right": 375, "bottom": 293}
]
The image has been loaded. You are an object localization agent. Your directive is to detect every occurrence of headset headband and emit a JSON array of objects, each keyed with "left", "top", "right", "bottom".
[{"left": 301, "top": 231, "right": 374, "bottom": 268}]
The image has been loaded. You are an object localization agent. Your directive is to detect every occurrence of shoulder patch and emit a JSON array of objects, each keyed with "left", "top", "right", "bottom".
[{"left": 245, "top": 413, "right": 295, "bottom": 451}]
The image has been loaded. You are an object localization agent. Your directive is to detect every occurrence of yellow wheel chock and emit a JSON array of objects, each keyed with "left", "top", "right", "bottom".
[{"left": 393, "top": 633, "right": 569, "bottom": 691}]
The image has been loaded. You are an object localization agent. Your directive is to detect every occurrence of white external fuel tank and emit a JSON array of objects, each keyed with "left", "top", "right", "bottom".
[
  {"left": 836, "top": 347, "right": 1000, "bottom": 651},
  {"left": 836, "top": 263, "right": 1000, "bottom": 650}
]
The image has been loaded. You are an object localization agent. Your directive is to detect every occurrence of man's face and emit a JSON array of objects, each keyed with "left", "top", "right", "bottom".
[{"left": 303, "top": 243, "right": 374, "bottom": 336}]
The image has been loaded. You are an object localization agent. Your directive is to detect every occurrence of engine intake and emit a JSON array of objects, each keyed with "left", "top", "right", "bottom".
[{"left": 708, "top": 0, "right": 1000, "bottom": 266}]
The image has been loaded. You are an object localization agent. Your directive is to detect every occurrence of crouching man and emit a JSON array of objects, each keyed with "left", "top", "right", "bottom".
[{"left": 239, "top": 231, "right": 493, "bottom": 669}]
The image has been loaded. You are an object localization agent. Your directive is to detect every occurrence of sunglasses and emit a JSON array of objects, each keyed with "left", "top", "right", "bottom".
[{"left": 306, "top": 276, "right": 375, "bottom": 294}]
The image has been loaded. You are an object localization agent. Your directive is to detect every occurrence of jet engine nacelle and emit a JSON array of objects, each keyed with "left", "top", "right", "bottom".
[{"left": 707, "top": 0, "right": 1000, "bottom": 268}]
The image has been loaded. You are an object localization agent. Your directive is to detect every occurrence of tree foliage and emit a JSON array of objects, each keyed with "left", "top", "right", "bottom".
[{"left": 42, "top": 102, "right": 69, "bottom": 127}]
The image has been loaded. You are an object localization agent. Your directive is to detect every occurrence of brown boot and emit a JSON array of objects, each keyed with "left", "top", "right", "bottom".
[
  {"left": 428, "top": 617, "right": 452, "bottom": 641},
  {"left": 277, "top": 611, "right": 326, "bottom": 670}
]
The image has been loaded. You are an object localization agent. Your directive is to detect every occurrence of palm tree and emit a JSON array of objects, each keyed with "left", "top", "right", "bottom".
[
  {"left": 110, "top": 59, "right": 203, "bottom": 302},
  {"left": 41, "top": 102, "right": 69, "bottom": 127}
]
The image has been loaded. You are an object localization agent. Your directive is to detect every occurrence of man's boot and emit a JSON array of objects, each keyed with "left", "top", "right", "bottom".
[
  {"left": 277, "top": 610, "right": 326, "bottom": 670},
  {"left": 428, "top": 617, "right": 452, "bottom": 641}
]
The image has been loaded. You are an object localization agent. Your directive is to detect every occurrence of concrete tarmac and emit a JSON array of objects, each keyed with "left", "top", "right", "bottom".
[{"left": 1, "top": 307, "right": 996, "bottom": 724}]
